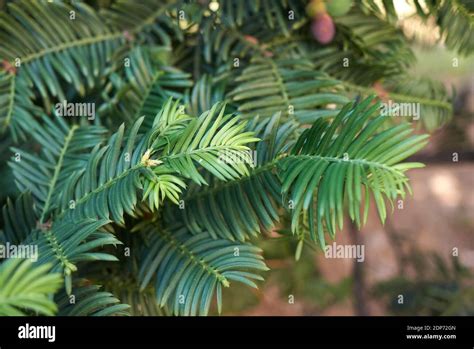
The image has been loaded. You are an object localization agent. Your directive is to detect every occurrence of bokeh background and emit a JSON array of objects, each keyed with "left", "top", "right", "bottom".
[{"left": 222, "top": 3, "right": 474, "bottom": 316}]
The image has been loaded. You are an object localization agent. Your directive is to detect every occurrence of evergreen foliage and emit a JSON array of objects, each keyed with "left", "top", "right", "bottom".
[{"left": 0, "top": 0, "right": 470, "bottom": 316}]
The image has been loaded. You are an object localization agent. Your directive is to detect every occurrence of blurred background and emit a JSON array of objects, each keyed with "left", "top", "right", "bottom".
[{"left": 222, "top": 4, "right": 474, "bottom": 316}]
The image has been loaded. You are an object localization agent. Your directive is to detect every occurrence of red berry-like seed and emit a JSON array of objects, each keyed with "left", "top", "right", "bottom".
[{"left": 311, "top": 13, "right": 335, "bottom": 44}]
